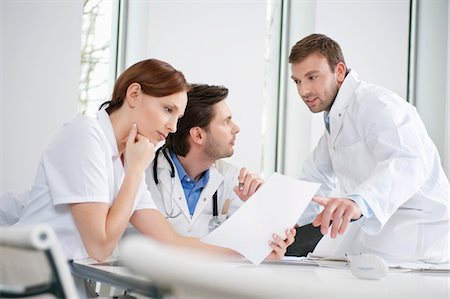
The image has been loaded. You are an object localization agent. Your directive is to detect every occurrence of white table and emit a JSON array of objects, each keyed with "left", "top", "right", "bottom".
[
  {"left": 72, "top": 257, "right": 449, "bottom": 299},
  {"left": 71, "top": 258, "right": 164, "bottom": 298}
]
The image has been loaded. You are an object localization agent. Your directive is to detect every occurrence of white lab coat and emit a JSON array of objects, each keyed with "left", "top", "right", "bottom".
[
  {"left": 298, "top": 71, "right": 450, "bottom": 263},
  {"left": 145, "top": 150, "right": 242, "bottom": 238}
]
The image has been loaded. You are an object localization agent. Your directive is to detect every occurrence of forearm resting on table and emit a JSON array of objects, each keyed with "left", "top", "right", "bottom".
[
  {"left": 131, "top": 209, "right": 240, "bottom": 257},
  {"left": 71, "top": 172, "right": 144, "bottom": 261}
]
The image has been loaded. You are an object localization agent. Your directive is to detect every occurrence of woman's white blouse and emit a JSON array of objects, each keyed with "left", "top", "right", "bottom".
[{"left": 15, "top": 109, "right": 156, "bottom": 260}]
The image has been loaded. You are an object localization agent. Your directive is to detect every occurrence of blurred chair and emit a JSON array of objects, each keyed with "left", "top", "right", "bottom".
[
  {"left": 120, "top": 235, "right": 306, "bottom": 299},
  {"left": 0, "top": 224, "right": 78, "bottom": 298},
  {"left": 0, "top": 191, "right": 28, "bottom": 226}
]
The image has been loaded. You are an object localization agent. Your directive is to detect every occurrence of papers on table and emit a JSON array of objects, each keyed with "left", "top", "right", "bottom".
[
  {"left": 201, "top": 172, "right": 320, "bottom": 265},
  {"left": 265, "top": 255, "right": 450, "bottom": 273},
  {"left": 390, "top": 261, "right": 450, "bottom": 273},
  {"left": 308, "top": 224, "right": 450, "bottom": 273}
]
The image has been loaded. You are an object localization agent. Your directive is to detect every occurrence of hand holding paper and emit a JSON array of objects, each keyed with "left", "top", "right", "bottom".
[{"left": 202, "top": 173, "right": 320, "bottom": 264}]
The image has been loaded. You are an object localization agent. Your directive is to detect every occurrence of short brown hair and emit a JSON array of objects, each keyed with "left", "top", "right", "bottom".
[
  {"left": 100, "top": 59, "right": 189, "bottom": 114},
  {"left": 165, "top": 84, "right": 228, "bottom": 157},
  {"left": 289, "top": 34, "right": 346, "bottom": 71}
]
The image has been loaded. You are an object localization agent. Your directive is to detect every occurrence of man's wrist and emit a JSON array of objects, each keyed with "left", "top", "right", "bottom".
[{"left": 346, "top": 194, "right": 373, "bottom": 219}]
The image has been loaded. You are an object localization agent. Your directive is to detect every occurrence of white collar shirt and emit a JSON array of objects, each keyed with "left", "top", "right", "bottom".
[{"left": 15, "top": 109, "right": 156, "bottom": 260}]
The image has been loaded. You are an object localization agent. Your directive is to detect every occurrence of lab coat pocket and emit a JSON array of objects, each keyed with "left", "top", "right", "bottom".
[
  {"left": 218, "top": 214, "right": 227, "bottom": 224},
  {"left": 333, "top": 141, "right": 374, "bottom": 189}
]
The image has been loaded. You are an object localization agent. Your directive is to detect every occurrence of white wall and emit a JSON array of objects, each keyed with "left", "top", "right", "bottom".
[
  {"left": 125, "top": 0, "right": 268, "bottom": 174},
  {"left": 415, "top": 0, "right": 449, "bottom": 176},
  {"left": 283, "top": 0, "right": 320, "bottom": 176},
  {"left": 0, "top": 2, "right": 4, "bottom": 188},
  {"left": 125, "top": 0, "right": 447, "bottom": 179},
  {"left": 283, "top": 0, "right": 410, "bottom": 177},
  {"left": 315, "top": 0, "right": 409, "bottom": 99},
  {"left": 448, "top": 0, "right": 450, "bottom": 177},
  {"left": 0, "top": 1, "right": 82, "bottom": 192},
  {"left": 1, "top": 0, "right": 448, "bottom": 191}
]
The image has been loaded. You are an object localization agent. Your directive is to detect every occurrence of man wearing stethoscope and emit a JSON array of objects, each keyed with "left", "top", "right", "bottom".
[{"left": 145, "top": 84, "right": 263, "bottom": 237}]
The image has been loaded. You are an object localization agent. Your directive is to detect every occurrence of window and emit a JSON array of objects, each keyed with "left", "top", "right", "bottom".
[{"left": 79, "top": 0, "right": 118, "bottom": 116}]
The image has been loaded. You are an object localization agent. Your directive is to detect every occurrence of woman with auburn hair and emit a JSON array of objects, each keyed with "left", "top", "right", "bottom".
[{"left": 14, "top": 59, "right": 295, "bottom": 263}]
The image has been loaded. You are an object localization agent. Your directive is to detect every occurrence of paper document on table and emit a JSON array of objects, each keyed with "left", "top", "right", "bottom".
[
  {"left": 201, "top": 172, "right": 320, "bottom": 265},
  {"left": 310, "top": 225, "right": 450, "bottom": 272},
  {"left": 389, "top": 261, "right": 450, "bottom": 272}
]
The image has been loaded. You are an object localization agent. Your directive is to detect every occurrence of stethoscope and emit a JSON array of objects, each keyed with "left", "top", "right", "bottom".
[{"left": 153, "top": 146, "right": 221, "bottom": 231}]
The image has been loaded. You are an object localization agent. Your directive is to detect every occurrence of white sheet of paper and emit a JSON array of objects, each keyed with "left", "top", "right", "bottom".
[{"left": 201, "top": 172, "right": 320, "bottom": 265}]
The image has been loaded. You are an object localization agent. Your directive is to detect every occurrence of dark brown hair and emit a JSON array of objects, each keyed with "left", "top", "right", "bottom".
[
  {"left": 99, "top": 59, "right": 189, "bottom": 114},
  {"left": 289, "top": 34, "right": 346, "bottom": 71},
  {"left": 165, "top": 84, "right": 228, "bottom": 157}
]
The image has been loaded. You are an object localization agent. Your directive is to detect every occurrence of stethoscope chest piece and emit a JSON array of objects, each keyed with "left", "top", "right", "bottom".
[{"left": 208, "top": 215, "right": 221, "bottom": 232}]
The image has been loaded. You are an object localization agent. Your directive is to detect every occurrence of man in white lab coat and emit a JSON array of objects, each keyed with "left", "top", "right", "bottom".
[
  {"left": 146, "top": 84, "right": 264, "bottom": 238},
  {"left": 290, "top": 33, "right": 450, "bottom": 263}
]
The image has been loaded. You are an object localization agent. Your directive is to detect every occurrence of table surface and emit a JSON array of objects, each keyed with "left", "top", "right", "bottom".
[
  {"left": 71, "top": 258, "right": 164, "bottom": 298},
  {"left": 72, "top": 257, "right": 450, "bottom": 299}
]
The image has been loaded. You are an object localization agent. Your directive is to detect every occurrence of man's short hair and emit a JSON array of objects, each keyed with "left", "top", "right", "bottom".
[
  {"left": 289, "top": 33, "right": 346, "bottom": 71},
  {"left": 165, "top": 84, "right": 228, "bottom": 156}
]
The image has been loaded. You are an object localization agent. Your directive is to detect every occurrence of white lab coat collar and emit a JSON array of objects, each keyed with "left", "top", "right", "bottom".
[
  {"left": 96, "top": 109, "right": 127, "bottom": 204},
  {"left": 155, "top": 148, "right": 174, "bottom": 172},
  {"left": 96, "top": 108, "right": 119, "bottom": 158},
  {"left": 190, "top": 166, "right": 224, "bottom": 224},
  {"left": 155, "top": 150, "right": 224, "bottom": 226},
  {"left": 328, "top": 70, "right": 361, "bottom": 144},
  {"left": 154, "top": 150, "right": 189, "bottom": 218}
]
